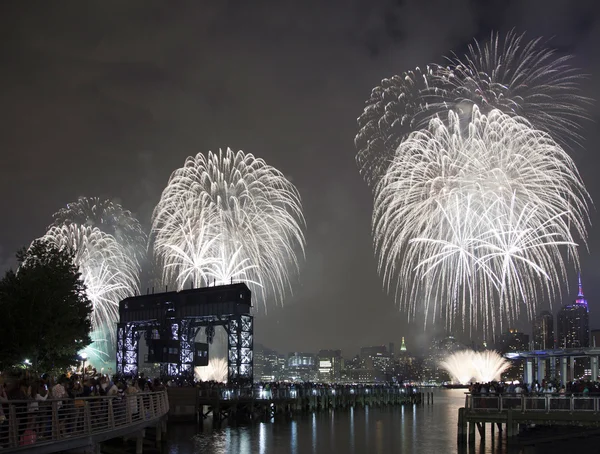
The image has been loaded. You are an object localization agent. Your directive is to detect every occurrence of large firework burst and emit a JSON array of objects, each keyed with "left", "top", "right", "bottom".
[
  {"left": 41, "top": 225, "right": 141, "bottom": 358},
  {"left": 52, "top": 197, "right": 147, "bottom": 266},
  {"left": 356, "top": 31, "right": 588, "bottom": 188},
  {"left": 373, "top": 108, "right": 589, "bottom": 336},
  {"left": 151, "top": 148, "right": 305, "bottom": 307}
]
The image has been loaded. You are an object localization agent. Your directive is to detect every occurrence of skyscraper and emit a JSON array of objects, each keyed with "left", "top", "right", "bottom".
[
  {"left": 533, "top": 311, "right": 555, "bottom": 350},
  {"left": 496, "top": 329, "right": 530, "bottom": 381},
  {"left": 557, "top": 275, "right": 589, "bottom": 349}
]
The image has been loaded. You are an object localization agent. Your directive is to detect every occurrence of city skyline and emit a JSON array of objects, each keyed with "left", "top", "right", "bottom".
[{"left": 2, "top": 1, "right": 600, "bottom": 355}]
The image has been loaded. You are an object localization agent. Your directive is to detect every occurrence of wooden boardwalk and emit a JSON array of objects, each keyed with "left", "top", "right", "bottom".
[
  {"left": 458, "top": 393, "right": 600, "bottom": 444},
  {"left": 0, "top": 391, "right": 169, "bottom": 454}
]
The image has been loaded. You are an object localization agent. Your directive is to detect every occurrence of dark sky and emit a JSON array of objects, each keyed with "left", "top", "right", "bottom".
[{"left": 1, "top": 0, "right": 600, "bottom": 356}]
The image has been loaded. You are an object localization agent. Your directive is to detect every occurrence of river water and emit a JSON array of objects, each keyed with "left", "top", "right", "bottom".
[{"left": 163, "top": 389, "right": 592, "bottom": 454}]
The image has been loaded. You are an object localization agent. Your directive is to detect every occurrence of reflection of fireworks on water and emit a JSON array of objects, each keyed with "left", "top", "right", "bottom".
[
  {"left": 151, "top": 148, "right": 305, "bottom": 308},
  {"left": 440, "top": 350, "right": 510, "bottom": 384},
  {"left": 41, "top": 224, "right": 140, "bottom": 357},
  {"left": 195, "top": 357, "right": 228, "bottom": 383},
  {"left": 374, "top": 108, "right": 588, "bottom": 335},
  {"left": 356, "top": 31, "right": 588, "bottom": 188}
]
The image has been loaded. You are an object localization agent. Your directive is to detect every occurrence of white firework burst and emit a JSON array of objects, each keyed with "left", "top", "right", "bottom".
[
  {"left": 151, "top": 148, "right": 305, "bottom": 308},
  {"left": 194, "top": 357, "right": 228, "bottom": 383},
  {"left": 52, "top": 197, "right": 147, "bottom": 268},
  {"left": 435, "top": 31, "right": 589, "bottom": 145},
  {"left": 41, "top": 225, "right": 140, "bottom": 350},
  {"left": 356, "top": 31, "right": 588, "bottom": 188},
  {"left": 440, "top": 350, "right": 510, "bottom": 384},
  {"left": 374, "top": 108, "right": 589, "bottom": 336}
]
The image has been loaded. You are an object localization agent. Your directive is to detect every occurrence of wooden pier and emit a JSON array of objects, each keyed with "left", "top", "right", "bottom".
[
  {"left": 458, "top": 393, "right": 600, "bottom": 445},
  {"left": 169, "top": 385, "right": 429, "bottom": 426}
]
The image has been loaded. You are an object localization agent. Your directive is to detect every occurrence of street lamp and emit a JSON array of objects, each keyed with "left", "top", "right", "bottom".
[{"left": 80, "top": 353, "right": 88, "bottom": 380}]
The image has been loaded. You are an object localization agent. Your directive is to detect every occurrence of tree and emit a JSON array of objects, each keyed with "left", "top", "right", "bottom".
[{"left": 0, "top": 240, "right": 92, "bottom": 373}]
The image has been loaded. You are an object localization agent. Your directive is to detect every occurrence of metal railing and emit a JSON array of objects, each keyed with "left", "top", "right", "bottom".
[
  {"left": 0, "top": 391, "right": 168, "bottom": 450},
  {"left": 198, "top": 385, "right": 415, "bottom": 400},
  {"left": 465, "top": 393, "right": 600, "bottom": 413}
]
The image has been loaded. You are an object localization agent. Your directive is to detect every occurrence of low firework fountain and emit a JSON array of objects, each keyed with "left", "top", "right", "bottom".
[
  {"left": 440, "top": 350, "right": 510, "bottom": 384},
  {"left": 195, "top": 357, "right": 228, "bottom": 383}
]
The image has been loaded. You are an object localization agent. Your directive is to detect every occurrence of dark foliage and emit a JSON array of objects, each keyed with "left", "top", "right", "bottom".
[{"left": 0, "top": 240, "right": 92, "bottom": 373}]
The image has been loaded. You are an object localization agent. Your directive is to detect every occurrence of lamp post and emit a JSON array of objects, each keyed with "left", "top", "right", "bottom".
[{"left": 80, "top": 353, "right": 88, "bottom": 380}]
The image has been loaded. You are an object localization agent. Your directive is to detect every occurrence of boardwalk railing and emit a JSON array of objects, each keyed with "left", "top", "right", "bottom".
[
  {"left": 0, "top": 391, "right": 169, "bottom": 451},
  {"left": 199, "top": 385, "right": 416, "bottom": 401},
  {"left": 465, "top": 393, "right": 600, "bottom": 412}
]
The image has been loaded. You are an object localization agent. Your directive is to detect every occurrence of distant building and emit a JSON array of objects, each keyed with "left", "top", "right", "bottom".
[
  {"left": 389, "top": 342, "right": 395, "bottom": 357},
  {"left": 533, "top": 311, "right": 555, "bottom": 350},
  {"left": 254, "top": 344, "right": 286, "bottom": 381},
  {"left": 356, "top": 345, "right": 392, "bottom": 382},
  {"left": 400, "top": 337, "right": 407, "bottom": 352},
  {"left": 394, "top": 337, "right": 420, "bottom": 383},
  {"left": 591, "top": 329, "right": 600, "bottom": 348},
  {"left": 360, "top": 345, "right": 387, "bottom": 359},
  {"left": 317, "top": 349, "right": 342, "bottom": 382},
  {"left": 496, "top": 329, "right": 529, "bottom": 353},
  {"left": 557, "top": 275, "right": 589, "bottom": 349},
  {"left": 286, "top": 352, "right": 317, "bottom": 381},
  {"left": 496, "top": 329, "right": 529, "bottom": 382},
  {"left": 422, "top": 335, "right": 464, "bottom": 383}
]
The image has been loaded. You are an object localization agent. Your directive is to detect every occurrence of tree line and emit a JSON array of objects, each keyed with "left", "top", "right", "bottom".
[{"left": 0, "top": 241, "right": 92, "bottom": 373}]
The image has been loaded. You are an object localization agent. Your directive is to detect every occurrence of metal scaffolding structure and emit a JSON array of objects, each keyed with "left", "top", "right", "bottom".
[{"left": 116, "top": 283, "right": 253, "bottom": 384}]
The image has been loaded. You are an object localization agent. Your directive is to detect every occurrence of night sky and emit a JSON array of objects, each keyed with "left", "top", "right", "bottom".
[{"left": 1, "top": 1, "right": 600, "bottom": 356}]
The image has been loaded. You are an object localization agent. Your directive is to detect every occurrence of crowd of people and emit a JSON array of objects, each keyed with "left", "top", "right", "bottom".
[
  {"left": 469, "top": 378, "right": 600, "bottom": 395},
  {"left": 0, "top": 370, "right": 166, "bottom": 447}
]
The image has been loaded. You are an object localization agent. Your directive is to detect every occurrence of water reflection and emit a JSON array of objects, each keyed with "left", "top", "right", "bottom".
[
  {"left": 349, "top": 407, "right": 355, "bottom": 453},
  {"left": 290, "top": 420, "right": 297, "bottom": 454},
  {"left": 259, "top": 422, "right": 266, "bottom": 454},
  {"left": 181, "top": 389, "right": 596, "bottom": 454},
  {"left": 311, "top": 413, "right": 317, "bottom": 453}
]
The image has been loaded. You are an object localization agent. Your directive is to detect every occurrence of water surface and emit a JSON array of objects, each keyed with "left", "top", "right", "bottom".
[{"left": 164, "top": 389, "right": 592, "bottom": 454}]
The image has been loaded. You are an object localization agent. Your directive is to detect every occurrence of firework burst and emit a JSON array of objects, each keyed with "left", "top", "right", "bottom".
[
  {"left": 440, "top": 350, "right": 510, "bottom": 384},
  {"left": 41, "top": 224, "right": 140, "bottom": 354},
  {"left": 194, "top": 357, "right": 228, "bottom": 383},
  {"left": 356, "top": 31, "right": 588, "bottom": 188},
  {"left": 373, "top": 108, "right": 589, "bottom": 336},
  {"left": 151, "top": 148, "right": 305, "bottom": 307},
  {"left": 52, "top": 197, "right": 147, "bottom": 266}
]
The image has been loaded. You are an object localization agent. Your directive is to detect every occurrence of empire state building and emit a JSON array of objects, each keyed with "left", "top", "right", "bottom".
[{"left": 557, "top": 275, "right": 590, "bottom": 349}]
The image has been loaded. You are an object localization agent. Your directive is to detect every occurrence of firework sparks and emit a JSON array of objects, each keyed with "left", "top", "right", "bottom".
[
  {"left": 41, "top": 224, "right": 140, "bottom": 356},
  {"left": 52, "top": 197, "right": 147, "bottom": 267},
  {"left": 356, "top": 31, "right": 588, "bottom": 188},
  {"left": 373, "top": 108, "right": 589, "bottom": 336},
  {"left": 440, "top": 350, "right": 510, "bottom": 384},
  {"left": 151, "top": 148, "right": 305, "bottom": 308},
  {"left": 194, "top": 357, "right": 228, "bottom": 383}
]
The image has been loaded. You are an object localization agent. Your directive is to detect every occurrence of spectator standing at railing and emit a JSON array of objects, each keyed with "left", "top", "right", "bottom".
[
  {"left": 125, "top": 380, "right": 139, "bottom": 419},
  {"left": 105, "top": 379, "right": 119, "bottom": 397},
  {"left": 51, "top": 375, "right": 69, "bottom": 436}
]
